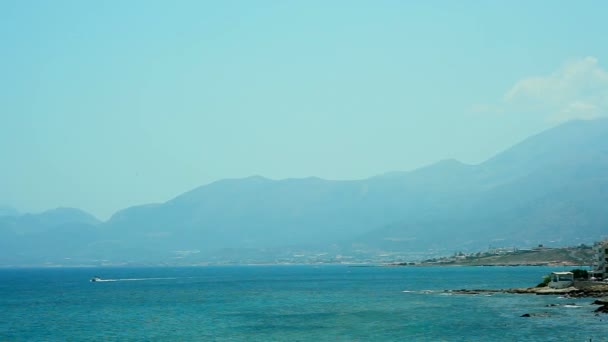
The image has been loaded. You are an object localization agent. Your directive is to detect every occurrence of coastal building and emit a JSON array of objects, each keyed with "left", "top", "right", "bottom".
[
  {"left": 548, "top": 272, "right": 574, "bottom": 289},
  {"left": 591, "top": 240, "right": 608, "bottom": 279}
]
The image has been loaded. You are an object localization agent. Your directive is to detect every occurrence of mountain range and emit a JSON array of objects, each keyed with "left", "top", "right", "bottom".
[{"left": 2, "top": 119, "right": 608, "bottom": 266}]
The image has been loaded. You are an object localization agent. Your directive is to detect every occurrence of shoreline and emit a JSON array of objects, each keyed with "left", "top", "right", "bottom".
[
  {"left": 447, "top": 280, "right": 608, "bottom": 314},
  {"left": 449, "top": 280, "right": 608, "bottom": 297},
  {"left": 391, "top": 263, "right": 590, "bottom": 267}
]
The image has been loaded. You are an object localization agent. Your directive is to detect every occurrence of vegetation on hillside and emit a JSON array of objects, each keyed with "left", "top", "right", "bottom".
[{"left": 417, "top": 245, "right": 594, "bottom": 266}]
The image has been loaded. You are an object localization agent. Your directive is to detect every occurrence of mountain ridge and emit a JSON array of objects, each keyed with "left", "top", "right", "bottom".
[{"left": 2, "top": 118, "right": 608, "bottom": 265}]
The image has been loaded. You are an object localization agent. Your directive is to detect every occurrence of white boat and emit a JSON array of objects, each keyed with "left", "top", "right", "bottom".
[{"left": 90, "top": 276, "right": 102, "bottom": 282}]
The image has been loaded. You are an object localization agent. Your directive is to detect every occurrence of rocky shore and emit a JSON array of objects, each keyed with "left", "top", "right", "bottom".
[{"left": 448, "top": 281, "right": 608, "bottom": 314}]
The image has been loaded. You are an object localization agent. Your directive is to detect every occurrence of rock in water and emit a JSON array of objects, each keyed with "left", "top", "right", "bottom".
[{"left": 594, "top": 305, "right": 608, "bottom": 313}]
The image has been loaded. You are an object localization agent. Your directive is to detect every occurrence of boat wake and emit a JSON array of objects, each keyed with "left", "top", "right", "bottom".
[{"left": 91, "top": 277, "right": 178, "bottom": 282}]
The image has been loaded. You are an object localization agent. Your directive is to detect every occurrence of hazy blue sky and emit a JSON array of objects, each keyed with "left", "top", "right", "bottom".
[{"left": 2, "top": 0, "right": 607, "bottom": 219}]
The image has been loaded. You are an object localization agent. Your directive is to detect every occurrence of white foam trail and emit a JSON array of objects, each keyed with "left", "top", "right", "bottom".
[{"left": 93, "top": 277, "right": 178, "bottom": 282}]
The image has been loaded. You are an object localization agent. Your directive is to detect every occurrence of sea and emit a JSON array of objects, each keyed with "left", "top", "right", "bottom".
[{"left": 0, "top": 265, "right": 606, "bottom": 341}]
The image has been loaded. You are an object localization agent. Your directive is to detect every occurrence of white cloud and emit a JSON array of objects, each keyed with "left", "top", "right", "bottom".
[
  {"left": 503, "top": 56, "right": 608, "bottom": 122},
  {"left": 553, "top": 101, "right": 601, "bottom": 122}
]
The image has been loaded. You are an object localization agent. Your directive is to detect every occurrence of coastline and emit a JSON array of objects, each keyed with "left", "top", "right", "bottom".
[
  {"left": 447, "top": 280, "right": 608, "bottom": 314},
  {"left": 395, "top": 246, "right": 594, "bottom": 267}
]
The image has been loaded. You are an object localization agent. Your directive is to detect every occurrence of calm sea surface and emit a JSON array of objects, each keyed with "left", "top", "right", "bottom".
[{"left": 0, "top": 265, "right": 605, "bottom": 341}]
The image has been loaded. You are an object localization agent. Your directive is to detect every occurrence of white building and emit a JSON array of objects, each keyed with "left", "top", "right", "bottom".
[
  {"left": 591, "top": 240, "right": 608, "bottom": 279},
  {"left": 548, "top": 272, "right": 574, "bottom": 289}
]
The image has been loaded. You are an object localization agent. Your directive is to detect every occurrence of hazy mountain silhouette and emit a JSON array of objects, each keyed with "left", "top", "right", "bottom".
[
  {"left": 0, "top": 205, "right": 19, "bottom": 217},
  {"left": 356, "top": 119, "right": 608, "bottom": 250},
  {"left": 2, "top": 119, "right": 608, "bottom": 265},
  {"left": 0, "top": 207, "right": 101, "bottom": 264}
]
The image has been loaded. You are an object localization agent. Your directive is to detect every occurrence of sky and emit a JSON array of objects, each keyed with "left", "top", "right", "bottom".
[{"left": 1, "top": 0, "right": 608, "bottom": 220}]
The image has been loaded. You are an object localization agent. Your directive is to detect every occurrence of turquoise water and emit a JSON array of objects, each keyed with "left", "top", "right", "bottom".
[{"left": 0, "top": 265, "right": 605, "bottom": 341}]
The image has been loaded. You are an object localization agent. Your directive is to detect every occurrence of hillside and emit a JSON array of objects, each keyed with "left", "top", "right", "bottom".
[
  {"left": 0, "top": 208, "right": 101, "bottom": 265},
  {"left": 0, "top": 206, "right": 19, "bottom": 217},
  {"left": 2, "top": 118, "right": 608, "bottom": 265},
  {"left": 414, "top": 246, "right": 594, "bottom": 266},
  {"left": 354, "top": 118, "right": 608, "bottom": 252}
]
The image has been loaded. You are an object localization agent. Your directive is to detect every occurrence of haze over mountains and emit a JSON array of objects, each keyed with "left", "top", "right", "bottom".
[{"left": 2, "top": 119, "right": 608, "bottom": 266}]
